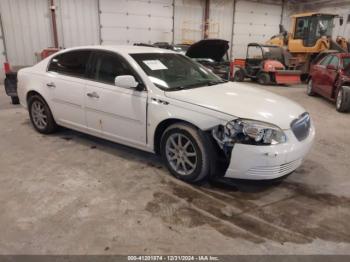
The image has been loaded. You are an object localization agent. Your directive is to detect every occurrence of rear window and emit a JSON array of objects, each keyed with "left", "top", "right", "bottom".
[{"left": 48, "top": 50, "right": 91, "bottom": 77}]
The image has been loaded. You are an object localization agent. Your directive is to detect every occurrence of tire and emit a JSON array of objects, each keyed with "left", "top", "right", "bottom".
[
  {"left": 257, "top": 72, "right": 270, "bottom": 85},
  {"left": 160, "top": 123, "right": 212, "bottom": 183},
  {"left": 11, "top": 96, "right": 20, "bottom": 105},
  {"left": 307, "top": 78, "right": 315, "bottom": 96},
  {"left": 336, "top": 87, "right": 350, "bottom": 113},
  {"left": 234, "top": 69, "right": 245, "bottom": 82},
  {"left": 28, "top": 94, "right": 57, "bottom": 134}
]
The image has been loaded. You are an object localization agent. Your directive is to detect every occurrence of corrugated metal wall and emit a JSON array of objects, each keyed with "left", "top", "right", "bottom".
[
  {"left": 0, "top": 0, "right": 100, "bottom": 67},
  {"left": 56, "top": 0, "right": 100, "bottom": 47},
  {"left": 0, "top": 0, "right": 290, "bottom": 67},
  {"left": 0, "top": 0, "right": 53, "bottom": 66}
]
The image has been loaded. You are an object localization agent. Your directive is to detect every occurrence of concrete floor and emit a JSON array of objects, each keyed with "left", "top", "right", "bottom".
[{"left": 0, "top": 83, "right": 350, "bottom": 255}]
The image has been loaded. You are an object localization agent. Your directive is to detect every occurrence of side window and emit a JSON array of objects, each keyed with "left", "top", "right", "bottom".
[
  {"left": 319, "top": 55, "right": 333, "bottom": 66},
  {"left": 329, "top": 56, "right": 339, "bottom": 68},
  {"left": 48, "top": 50, "right": 91, "bottom": 77},
  {"left": 295, "top": 17, "right": 310, "bottom": 39},
  {"left": 92, "top": 52, "right": 134, "bottom": 84}
]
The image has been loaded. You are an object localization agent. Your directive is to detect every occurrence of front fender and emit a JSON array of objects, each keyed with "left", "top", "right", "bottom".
[{"left": 147, "top": 97, "right": 234, "bottom": 151}]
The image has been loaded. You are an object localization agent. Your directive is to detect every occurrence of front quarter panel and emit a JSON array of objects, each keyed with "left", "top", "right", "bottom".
[{"left": 147, "top": 94, "right": 234, "bottom": 151}]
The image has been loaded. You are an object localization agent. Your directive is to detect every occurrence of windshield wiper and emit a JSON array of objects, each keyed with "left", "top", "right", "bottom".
[{"left": 170, "top": 80, "right": 226, "bottom": 91}]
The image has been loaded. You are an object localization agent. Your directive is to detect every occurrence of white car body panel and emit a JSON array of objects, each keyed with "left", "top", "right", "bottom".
[{"left": 17, "top": 45, "right": 315, "bottom": 180}]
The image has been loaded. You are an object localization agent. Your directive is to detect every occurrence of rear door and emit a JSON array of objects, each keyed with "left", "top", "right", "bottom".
[
  {"left": 84, "top": 50, "right": 148, "bottom": 147},
  {"left": 46, "top": 50, "right": 92, "bottom": 129}
]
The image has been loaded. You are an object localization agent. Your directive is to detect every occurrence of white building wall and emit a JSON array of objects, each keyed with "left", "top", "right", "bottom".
[
  {"left": 55, "top": 0, "right": 100, "bottom": 48},
  {"left": 0, "top": 0, "right": 53, "bottom": 66}
]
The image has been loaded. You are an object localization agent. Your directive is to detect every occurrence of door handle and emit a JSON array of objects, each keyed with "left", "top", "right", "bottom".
[
  {"left": 46, "top": 82, "right": 56, "bottom": 88},
  {"left": 86, "top": 92, "right": 99, "bottom": 98}
]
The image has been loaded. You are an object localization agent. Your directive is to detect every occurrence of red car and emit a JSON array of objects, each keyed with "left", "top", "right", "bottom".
[{"left": 308, "top": 53, "right": 350, "bottom": 112}]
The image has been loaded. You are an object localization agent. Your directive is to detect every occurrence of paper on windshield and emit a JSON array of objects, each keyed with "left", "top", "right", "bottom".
[{"left": 143, "top": 60, "right": 168, "bottom": 70}]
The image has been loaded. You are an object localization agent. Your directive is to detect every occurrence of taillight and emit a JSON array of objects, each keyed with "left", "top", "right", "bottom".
[{"left": 4, "top": 62, "right": 10, "bottom": 74}]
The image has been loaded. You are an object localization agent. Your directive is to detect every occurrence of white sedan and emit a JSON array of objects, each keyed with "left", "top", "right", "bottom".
[{"left": 17, "top": 46, "right": 315, "bottom": 183}]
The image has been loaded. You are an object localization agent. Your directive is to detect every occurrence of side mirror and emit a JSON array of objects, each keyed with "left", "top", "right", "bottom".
[
  {"left": 326, "top": 64, "right": 337, "bottom": 70},
  {"left": 114, "top": 75, "right": 139, "bottom": 89}
]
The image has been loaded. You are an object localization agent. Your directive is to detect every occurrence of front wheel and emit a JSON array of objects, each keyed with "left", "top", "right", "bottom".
[
  {"left": 234, "top": 69, "right": 245, "bottom": 82},
  {"left": 336, "top": 87, "right": 350, "bottom": 112},
  {"left": 257, "top": 72, "right": 270, "bottom": 85},
  {"left": 28, "top": 95, "right": 57, "bottom": 134},
  {"left": 160, "top": 123, "right": 212, "bottom": 183}
]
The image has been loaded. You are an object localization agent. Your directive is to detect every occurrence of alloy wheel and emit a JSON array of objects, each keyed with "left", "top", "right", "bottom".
[
  {"left": 31, "top": 101, "right": 48, "bottom": 129},
  {"left": 165, "top": 133, "right": 198, "bottom": 176}
]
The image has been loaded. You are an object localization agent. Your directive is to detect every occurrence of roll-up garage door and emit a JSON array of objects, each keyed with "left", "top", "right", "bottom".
[
  {"left": 232, "top": 1, "right": 282, "bottom": 58},
  {"left": 100, "top": 0, "right": 173, "bottom": 45}
]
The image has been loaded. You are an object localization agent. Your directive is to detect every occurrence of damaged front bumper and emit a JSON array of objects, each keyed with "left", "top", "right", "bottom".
[
  {"left": 225, "top": 128, "right": 314, "bottom": 180},
  {"left": 211, "top": 121, "right": 315, "bottom": 180}
]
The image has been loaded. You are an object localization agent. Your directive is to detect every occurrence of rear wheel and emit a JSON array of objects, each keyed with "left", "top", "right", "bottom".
[
  {"left": 160, "top": 123, "right": 212, "bottom": 183},
  {"left": 234, "top": 69, "right": 245, "bottom": 82},
  {"left": 336, "top": 87, "right": 350, "bottom": 112},
  {"left": 28, "top": 95, "right": 57, "bottom": 134},
  {"left": 257, "top": 72, "right": 270, "bottom": 85},
  {"left": 307, "top": 79, "right": 315, "bottom": 96}
]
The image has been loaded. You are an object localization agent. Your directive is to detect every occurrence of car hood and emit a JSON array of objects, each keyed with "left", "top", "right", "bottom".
[
  {"left": 186, "top": 39, "right": 229, "bottom": 62},
  {"left": 164, "top": 82, "right": 306, "bottom": 130}
]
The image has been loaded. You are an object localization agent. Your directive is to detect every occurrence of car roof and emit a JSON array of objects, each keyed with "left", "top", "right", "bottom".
[{"left": 59, "top": 45, "right": 176, "bottom": 55}]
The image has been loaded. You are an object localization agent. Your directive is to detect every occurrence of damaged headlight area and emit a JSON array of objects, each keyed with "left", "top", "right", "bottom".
[{"left": 212, "top": 119, "right": 286, "bottom": 148}]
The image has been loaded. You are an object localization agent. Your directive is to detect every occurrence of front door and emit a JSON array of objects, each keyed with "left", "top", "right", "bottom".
[
  {"left": 312, "top": 55, "right": 333, "bottom": 91},
  {"left": 322, "top": 55, "right": 339, "bottom": 98},
  {"left": 84, "top": 51, "right": 147, "bottom": 147}
]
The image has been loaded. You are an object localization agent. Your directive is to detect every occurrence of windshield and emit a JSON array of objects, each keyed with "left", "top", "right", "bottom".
[
  {"left": 313, "top": 16, "right": 334, "bottom": 37},
  {"left": 130, "top": 53, "right": 224, "bottom": 91}
]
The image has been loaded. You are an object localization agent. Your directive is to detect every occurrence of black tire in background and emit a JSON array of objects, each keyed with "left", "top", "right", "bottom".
[
  {"left": 257, "top": 72, "right": 271, "bottom": 85},
  {"left": 11, "top": 96, "right": 20, "bottom": 105},
  {"left": 160, "top": 123, "right": 212, "bottom": 183},
  {"left": 234, "top": 69, "right": 245, "bottom": 82},
  {"left": 336, "top": 86, "right": 350, "bottom": 113},
  {"left": 28, "top": 94, "right": 57, "bottom": 134},
  {"left": 307, "top": 79, "right": 316, "bottom": 96}
]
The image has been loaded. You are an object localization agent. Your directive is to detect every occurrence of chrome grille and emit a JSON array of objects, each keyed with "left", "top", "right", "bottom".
[{"left": 291, "top": 112, "right": 311, "bottom": 141}]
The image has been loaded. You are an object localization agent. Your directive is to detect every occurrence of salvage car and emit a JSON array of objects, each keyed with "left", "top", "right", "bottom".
[
  {"left": 17, "top": 46, "right": 315, "bottom": 183},
  {"left": 308, "top": 53, "right": 350, "bottom": 112},
  {"left": 186, "top": 39, "right": 231, "bottom": 80}
]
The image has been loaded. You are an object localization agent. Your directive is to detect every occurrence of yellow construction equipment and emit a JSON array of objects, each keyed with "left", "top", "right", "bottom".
[{"left": 267, "top": 12, "right": 349, "bottom": 78}]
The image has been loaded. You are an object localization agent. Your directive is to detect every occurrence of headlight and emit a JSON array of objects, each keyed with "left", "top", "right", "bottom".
[
  {"left": 212, "top": 119, "right": 286, "bottom": 147},
  {"left": 226, "top": 119, "right": 286, "bottom": 145}
]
